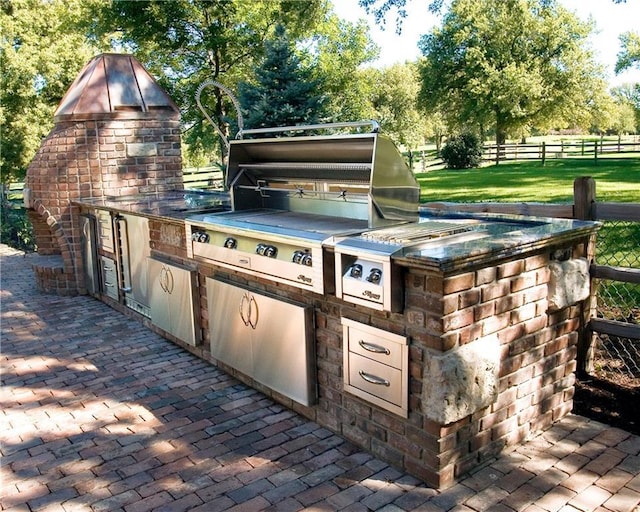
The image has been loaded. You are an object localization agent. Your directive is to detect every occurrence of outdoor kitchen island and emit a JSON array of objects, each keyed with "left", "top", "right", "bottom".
[
  {"left": 74, "top": 192, "right": 598, "bottom": 490},
  {"left": 24, "top": 53, "right": 600, "bottom": 489}
]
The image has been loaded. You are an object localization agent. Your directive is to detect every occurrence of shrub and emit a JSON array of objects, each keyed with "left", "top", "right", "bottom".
[
  {"left": 440, "top": 132, "right": 483, "bottom": 169},
  {"left": 0, "top": 201, "right": 36, "bottom": 252}
]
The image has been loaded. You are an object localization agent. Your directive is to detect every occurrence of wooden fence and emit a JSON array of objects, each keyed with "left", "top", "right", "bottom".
[
  {"left": 178, "top": 139, "right": 640, "bottom": 184},
  {"left": 182, "top": 166, "right": 224, "bottom": 189},
  {"left": 573, "top": 177, "right": 640, "bottom": 375},
  {"left": 407, "top": 138, "right": 640, "bottom": 170},
  {"left": 425, "top": 176, "right": 640, "bottom": 378}
]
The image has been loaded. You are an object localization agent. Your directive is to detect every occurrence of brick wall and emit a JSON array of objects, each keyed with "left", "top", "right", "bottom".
[
  {"left": 311, "top": 241, "right": 590, "bottom": 489},
  {"left": 25, "top": 115, "right": 182, "bottom": 295},
  {"left": 102, "top": 219, "right": 592, "bottom": 489}
]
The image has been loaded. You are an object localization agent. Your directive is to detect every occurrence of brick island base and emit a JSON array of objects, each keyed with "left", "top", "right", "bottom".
[
  {"left": 167, "top": 225, "right": 591, "bottom": 490},
  {"left": 75, "top": 213, "right": 595, "bottom": 490},
  {"left": 309, "top": 243, "right": 590, "bottom": 489}
]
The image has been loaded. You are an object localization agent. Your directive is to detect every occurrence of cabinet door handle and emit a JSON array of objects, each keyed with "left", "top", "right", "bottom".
[
  {"left": 166, "top": 267, "right": 174, "bottom": 294},
  {"left": 239, "top": 292, "right": 251, "bottom": 326},
  {"left": 358, "top": 340, "right": 390, "bottom": 355},
  {"left": 247, "top": 294, "right": 258, "bottom": 330},
  {"left": 159, "top": 267, "right": 168, "bottom": 293},
  {"left": 359, "top": 371, "right": 390, "bottom": 387},
  {"left": 238, "top": 292, "right": 259, "bottom": 329}
]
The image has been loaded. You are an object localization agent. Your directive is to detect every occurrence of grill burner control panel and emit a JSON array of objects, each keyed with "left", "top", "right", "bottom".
[
  {"left": 336, "top": 253, "right": 400, "bottom": 312},
  {"left": 334, "top": 220, "right": 482, "bottom": 312},
  {"left": 186, "top": 224, "right": 324, "bottom": 293}
]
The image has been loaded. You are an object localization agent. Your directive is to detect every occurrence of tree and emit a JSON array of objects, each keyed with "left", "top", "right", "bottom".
[
  {"left": 91, "top": 0, "right": 330, "bottom": 161},
  {"left": 237, "top": 24, "right": 328, "bottom": 129},
  {"left": 611, "top": 84, "right": 640, "bottom": 133},
  {"left": 416, "top": 0, "right": 605, "bottom": 147},
  {"left": 92, "top": 0, "right": 378, "bottom": 163},
  {"left": 616, "top": 31, "right": 640, "bottom": 73},
  {"left": 369, "top": 62, "right": 430, "bottom": 149},
  {"left": 358, "top": 0, "right": 444, "bottom": 32},
  {"left": 0, "top": 0, "right": 104, "bottom": 183},
  {"left": 309, "top": 15, "right": 379, "bottom": 123}
]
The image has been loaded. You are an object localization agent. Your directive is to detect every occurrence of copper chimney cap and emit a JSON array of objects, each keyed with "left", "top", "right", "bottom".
[{"left": 54, "top": 53, "right": 179, "bottom": 121}]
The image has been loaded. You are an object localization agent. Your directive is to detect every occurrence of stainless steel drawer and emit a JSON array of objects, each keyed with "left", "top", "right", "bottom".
[
  {"left": 347, "top": 325, "right": 405, "bottom": 368},
  {"left": 96, "top": 210, "right": 114, "bottom": 252},
  {"left": 100, "top": 256, "right": 118, "bottom": 300},
  {"left": 347, "top": 352, "right": 403, "bottom": 405},
  {"left": 342, "top": 318, "right": 408, "bottom": 417}
]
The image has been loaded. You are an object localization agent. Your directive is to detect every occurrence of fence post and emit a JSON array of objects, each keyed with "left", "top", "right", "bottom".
[
  {"left": 574, "top": 177, "right": 598, "bottom": 375},
  {"left": 541, "top": 141, "right": 546, "bottom": 166},
  {"left": 574, "top": 176, "right": 595, "bottom": 220}
]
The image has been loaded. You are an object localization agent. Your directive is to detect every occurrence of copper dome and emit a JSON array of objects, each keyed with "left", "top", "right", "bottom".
[{"left": 54, "top": 53, "right": 179, "bottom": 121}]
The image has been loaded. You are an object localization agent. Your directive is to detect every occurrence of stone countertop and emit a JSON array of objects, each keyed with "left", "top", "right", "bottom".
[
  {"left": 72, "top": 193, "right": 600, "bottom": 271},
  {"left": 395, "top": 209, "right": 601, "bottom": 272},
  {"left": 73, "top": 190, "right": 230, "bottom": 221}
]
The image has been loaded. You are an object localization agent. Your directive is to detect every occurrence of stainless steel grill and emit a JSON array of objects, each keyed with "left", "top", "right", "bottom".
[{"left": 186, "top": 121, "right": 421, "bottom": 294}]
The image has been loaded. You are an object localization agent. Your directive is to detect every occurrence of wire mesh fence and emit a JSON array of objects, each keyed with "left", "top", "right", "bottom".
[{"left": 593, "top": 220, "right": 640, "bottom": 387}]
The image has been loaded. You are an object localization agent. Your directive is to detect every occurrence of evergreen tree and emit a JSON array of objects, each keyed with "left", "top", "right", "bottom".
[{"left": 238, "top": 24, "right": 327, "bottom": 130}]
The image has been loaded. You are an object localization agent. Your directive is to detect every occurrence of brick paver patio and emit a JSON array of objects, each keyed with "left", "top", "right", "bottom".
[{"left": 2, "top": 244, "right": 640, "bottom": 511}]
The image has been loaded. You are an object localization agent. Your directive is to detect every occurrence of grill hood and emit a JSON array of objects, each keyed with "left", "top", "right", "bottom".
[{"left": 225, "top": 121, "right": 420, "bottom": 228}]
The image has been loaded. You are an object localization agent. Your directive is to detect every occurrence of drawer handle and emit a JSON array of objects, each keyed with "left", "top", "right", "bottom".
[
  {"left": 358, "top": 340, "right": 390, "bottom": 355},
  {"left": 359, "top": 371, "right": 390, "bottom": 387}
]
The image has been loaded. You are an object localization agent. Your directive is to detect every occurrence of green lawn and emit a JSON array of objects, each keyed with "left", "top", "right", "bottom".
[
  {"left": 416, "top": 158, "right": 640, "bottom": 203},
  {"left": 415, "top": 157, "right": 640, "bottom": 317}
]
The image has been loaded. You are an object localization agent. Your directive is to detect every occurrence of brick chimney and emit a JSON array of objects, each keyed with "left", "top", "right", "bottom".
[{"left": 24, "top": 53, "right": 182, "bottom": 295}]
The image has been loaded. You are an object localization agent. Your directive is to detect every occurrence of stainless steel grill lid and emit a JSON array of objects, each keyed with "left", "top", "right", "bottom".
[{"left": 225, "top": 121, "right": 420, "bottom": 228}]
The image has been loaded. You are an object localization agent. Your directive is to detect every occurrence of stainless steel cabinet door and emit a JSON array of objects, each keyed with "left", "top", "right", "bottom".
[
  {"left": 207, "top": 278, "right": 254, "bottom": 376},
  {"left": 116, "top": 214, "right": 150, "bottom": 314},
  {"left": 207, "top": 277, "right": 316, "bottom": 406},
  {"left": 149, "top": 258, "right": 199, "bottom": 346},
  {"left": 250, "top": 292, "right": 315, "bottom": 406}
]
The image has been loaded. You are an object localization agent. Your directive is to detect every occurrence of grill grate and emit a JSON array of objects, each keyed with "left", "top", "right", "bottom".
[{"left": 360, "top": 221, "right": 477, "bottom": 245}]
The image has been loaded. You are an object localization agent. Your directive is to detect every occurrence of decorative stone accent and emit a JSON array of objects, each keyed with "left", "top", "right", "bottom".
[
  {"left": 422, "top": 334, "right": 499, "bottom": 424},
  {"left": 548, "top": 257, "right": 590, "bottom": 310}
]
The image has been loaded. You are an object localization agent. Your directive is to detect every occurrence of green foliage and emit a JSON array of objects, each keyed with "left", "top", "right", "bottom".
[
  {"left": 417, "top": 0, "right": 605, "bottom": 143},
  {"left": 90, "top": 0, "right": 375, "bottom": 160},
  {"left": 91, "top": 0, "right": 326, "bottom": 155},
  {"left": 440, "top": 132, "right": 482, "bottom": 169},
  {"left": 238, "top": 25, "right": 328, "bottom": 129},
  {"left": 616, "top": 31, "right": 640, "bottom": 73},
  {"left": 370, "top": 63, "right": 432, "bottom": 148},
  {"left": 0, "top": 201, "right": 35, "bottom": 252},
  {"left": 0, "top": 0, "right": 104, "bottom": 183},
  {"left": 310, "top": 16, "right": 379, "bottom": 122}
]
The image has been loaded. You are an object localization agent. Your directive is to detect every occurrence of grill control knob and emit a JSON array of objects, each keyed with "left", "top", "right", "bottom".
[
  {"left": 349, "top": 264, "right": 363, "bottom": 278},
  {"left": 256, "top": 243, "right": 266, "bottom": 255},
  {"left": 264, "top": 245, "right": 278, "bottom": 258},
  {"left": 292, "top": 250, "right": 312, "bottom": 266},
  {"left": 192, "top": 231, "right": 209, "bottom": 243},
  {"left": 366, "top": 268, "right": 382, "bottom": 284},
  {"left": 224, "top": 237, "right": 237, "bottom": 249}
]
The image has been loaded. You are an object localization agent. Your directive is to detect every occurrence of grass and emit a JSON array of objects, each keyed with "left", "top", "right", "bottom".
[
  {"left": 415, "top": 157, "right": 640, "bottom": 318},
  {"left": 415, "top": 158, "right": 640, "bottom": 203}
]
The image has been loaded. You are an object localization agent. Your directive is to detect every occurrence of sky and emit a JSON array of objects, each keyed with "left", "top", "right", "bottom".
[{"left": 332, "top": 0, "right": 640, "bottom": 89}]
